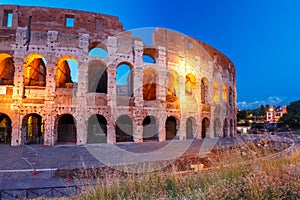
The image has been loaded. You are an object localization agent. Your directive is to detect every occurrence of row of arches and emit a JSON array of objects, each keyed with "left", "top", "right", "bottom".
[
  {"left": 0, "top": 53, "right": 79, "bottom": 88},
  {"left": 1, "top": 53, "right": 234, "bottom": 105},
  {"left": 0, "top": 112, "right": 235, "bottom": 145}
]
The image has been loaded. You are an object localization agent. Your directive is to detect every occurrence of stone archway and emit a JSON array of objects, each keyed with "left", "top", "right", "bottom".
[
  {"left": 88, "top": 60, "right": 107, "bottom": 93},
  {"left": 87, "top": 114, "right": 107, "bottom": 144},
  {"left": 223, "top": 119, "right": 228, "bottom": 137},
  {"left": 142, "top": 116, "right": 158, "bottom": 142},
  {"left": 116, "top": 115, "right": 134, "bottom": 142},
  {"left": 24, "top": 54, "right": 46, "bottom": 87},
  {"left": 166, "top": 116, "right": 177, "bottom": 140},
  {"left": 143, "top": 68, "right": 157, "bottom": 101},
  {"left": 201, "top": 117, "right": 210, "bottom": 139},
  {"left": 0, "top": 53, "right": 14, "bottom": 85},
  {"left": 0, "top": 113, "right": 12, "bottom": 144},
  {"left": 57, "top": 114, "right": 77, "bottom": 144},
  {"left": 186, "top": 117, "right": 196, "bottom": 139},
  {"left": 214, "top": 118, "right": 221, "bottom": 137},
  {"left": 23, "top": 114, "right": 44, "bottom": 144}
]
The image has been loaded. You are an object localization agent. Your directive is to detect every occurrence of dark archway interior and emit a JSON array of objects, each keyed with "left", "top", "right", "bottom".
[
  {"left": 143, "top": 68, "right": 157, "bottom": 101},
  {"left": 87, "top": 114, "right": 107, "bottom": 144},
  {"left": 56, "top": 60, "right": 73, "bottom": 88},
  {"left": 223, "top": 119, "right": 228, "bottom": 137},
  {"left": 25, "top": 114, "right": 44, "bottom": 144},
  {"left": 116, "top": 115, "right": 133, "bottom": 142},
  {"left": 88, "top": 61, "right": 107, "bottom": 93},
  {"left": 143, "top": 116, "right": 158, "bottom": 141},
  {"left": 166, "top": 116, "right": 177, "bottom": 140},
  {"left": 0, "top": 113, "right": 12, "bottom": 144},
  {"left": 0, "top": 57, "right": 14, "bottom": 85},
  {"left": 24, "top": 58, "right": 46, "bottom": 86},
  {"left": 201, "top": 118, "right": 210, "bottom": 139},
  {"left": 186, "top": 118, "right": 194, "bottom": 139},
  {"left": 57, "top": 114, "right": 77, "bottom": 143}
]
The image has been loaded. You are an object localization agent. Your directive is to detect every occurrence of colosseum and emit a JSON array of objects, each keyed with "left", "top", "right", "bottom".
[{"left": 0, "top": 5, "right": 236, "bottom": 146}]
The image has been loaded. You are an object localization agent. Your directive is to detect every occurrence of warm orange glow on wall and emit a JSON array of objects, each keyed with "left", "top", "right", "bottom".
[
  {"left": 0, "top": 53, "right": 14, "bottom": 85},
  {"left": 24, "top": 54, "right": 46, "bottom": 86},
  {"left": 185, "top": 73, "right": 196, "bottom": 95},
  {"left": 222, "top": 84, "right": 228, "bottom": 102},
  {"left": 143, "top": 67, "right": 157, "bottom": 101},
  {"left": 166, "top": 70, "right": 179, "bottom": 98},
  {"left": 201, "top": 77, "right": 209, "bottom": 104},
  {"left": 213, "top": 81, "right": 220, "bottom": 104}
]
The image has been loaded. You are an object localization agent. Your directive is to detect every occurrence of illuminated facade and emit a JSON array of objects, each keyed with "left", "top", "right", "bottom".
[{"left": 0, "top": 5, "right": 237, "bottom": 146}]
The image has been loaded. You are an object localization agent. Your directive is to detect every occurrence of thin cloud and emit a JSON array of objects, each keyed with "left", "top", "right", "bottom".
[{"left": 237, "top": 96, "right": 286, "bottom": 109}]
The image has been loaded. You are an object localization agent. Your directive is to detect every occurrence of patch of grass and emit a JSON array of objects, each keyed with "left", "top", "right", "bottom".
[{"left": 64, "top": 142, "right": 300, "bottom": 199}]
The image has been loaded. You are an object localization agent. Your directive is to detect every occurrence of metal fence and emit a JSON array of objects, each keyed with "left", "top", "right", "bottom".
[{"left": 0, "top": 184, "right": 92, "bottom": 199}]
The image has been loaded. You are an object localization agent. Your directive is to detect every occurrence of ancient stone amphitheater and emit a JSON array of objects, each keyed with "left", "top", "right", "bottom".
[{"left": 0, "top": 5, "right": 236, "bottom": 146}]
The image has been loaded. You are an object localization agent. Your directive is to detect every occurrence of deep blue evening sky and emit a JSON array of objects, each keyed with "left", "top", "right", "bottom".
[{"left": 1, "top": 0, "right": 299, "bottom": 109}]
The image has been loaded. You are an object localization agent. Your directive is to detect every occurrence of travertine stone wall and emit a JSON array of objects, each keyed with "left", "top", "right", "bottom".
[{"left": 0, "top": 5, "right": 236, "bottom": 146}]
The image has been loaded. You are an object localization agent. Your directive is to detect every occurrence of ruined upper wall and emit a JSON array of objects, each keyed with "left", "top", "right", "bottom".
[
  {"left": 152, "top": 28, "right": 236, "bottom": 76},
  {"left": 0, "top": 5, "right": 123, "bottom": 42}
]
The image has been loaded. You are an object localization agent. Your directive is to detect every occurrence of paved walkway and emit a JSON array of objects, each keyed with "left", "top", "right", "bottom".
[{"left": 0, "top": 134, "right": 291, "bottom": 192}]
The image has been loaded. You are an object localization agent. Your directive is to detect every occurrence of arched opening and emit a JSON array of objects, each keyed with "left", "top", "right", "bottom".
[
  {"left": 57, "top": 114, "right": 77, "bottom": 144},
  {"left": 143, "top": 47, "right": 158, "bottom": 63},
  {"left": 185, "top": 74, "right": 196, "bottom": 96},
  {"left": 213, "top": 81, "right": 220, "bottom": 104},
  {"left": 223, "top": 119, "right": 228, "bottom": 137},
  {"left": 214, "top": 118, "right": 221, "bottom": 137},
  {"left": 116, "top": 63, "right": 133, "bottom": 97},
  {"left": 88, "top": 42, "right": 108, "bottom": 58},
  {"left": 24, "top": 54, "right": 46, "bottom": 86},
  {"left": 0, "top": 53, "right": 14, "bottom": 85},
  {"left": 142, "top": 116, "right": 158, "bottom": 142},
  {"left": 116, "top": 115, "right": 133, "bottom": 142},
  {"left": 166, "top": 116, "right": 177, "bottom": 140},
  {"left": 201, "top": 78, "right": 209, "bottom": 104},
  {"left": 0, "top": 113, "right": 12, "bottom": 144},
  {"left": 142, "top": 55, "right": 155, "bottom": 63},
  {"left": 166, "top": 70, "right": 179, "bottom": 102},
  {"left": 230, "top": 119, "right": 234, "bottom": 137},
  {"left": 201, "top": 117, "right": 210, "bottom": 139},
  {"left": 222, "top": 84, "right": 228, "bottom": 102},
  {"left": 143, "top": 68, "right": 157, "bottom": 101},
  {"left": 23, "top": 114, "right": 44, "bottom": 144},
  {"left": 229, "top": 87, "right": 233, "bottom": 107},
  {"left": 88, "top": 60, "right": 107, "bottom": 93},
  {"left": 56, "top": 56, "right": 78, "bottom": 88},
  {"left": 186, "top": 117, "right": 196, "bottom": 139},
  {"left": 88, "top": 47, "right": 108, "bottom": 58},
  {"left": 87, "top": 114, "right": 107, "bottom": 144}
]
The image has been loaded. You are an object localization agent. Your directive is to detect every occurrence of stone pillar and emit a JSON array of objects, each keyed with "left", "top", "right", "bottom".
[
  {"left": 43, "top": 112, "right": 55, "bottom": 146},
  {"left": 157, "top": 46, "right": 167, "bottom": 102},
  {"left": 133, "top": 67, "right": 143, "bottom": 107},
  {"left": 158, "top": 121, "right": 166, "bottom": 142},
  {"left": 133, "top": 40, "right": 144, "bottom": 107},
  {"left": 76, "top": 119, "right": 85, "bottom": 145},
  {"left": 45, "top": 65, "right": 56, "bottom": 101},
  {"left": 107, "top": 68, "right": 116, "bottom": 109},
  {"left": 12, "top": 58, "right": 24, "bottom": 100},
  {"left": 11, "top": 110, "right": 21, "bottom": 146},
  {"left": 178, "top": 116, "right": 186, "bottom": 140},
  {"left": 107, "top": 124, "right": 116, "bottom": 144},
  {"left": 134, "top": 124, "right": 143, "bottom": 143}
]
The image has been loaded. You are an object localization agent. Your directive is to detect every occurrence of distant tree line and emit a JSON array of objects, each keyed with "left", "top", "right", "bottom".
[
  {"left": 237, "top": 100, "right": 300, "bottom": 130},
  {"left": 237, "top": 105, "right": 271, "bottom": 126},
  {"left": 280, "top": 100, "right": 300, "bottom": 129}
]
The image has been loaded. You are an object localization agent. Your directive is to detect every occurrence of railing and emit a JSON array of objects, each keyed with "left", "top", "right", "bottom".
[{"left": 0, "top": 185, "right": 85, "bottom": 199}]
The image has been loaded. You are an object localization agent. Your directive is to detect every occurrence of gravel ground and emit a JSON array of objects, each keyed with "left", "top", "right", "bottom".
[{"left": 0, "top": 134, "right": 291, "bottom": 191}]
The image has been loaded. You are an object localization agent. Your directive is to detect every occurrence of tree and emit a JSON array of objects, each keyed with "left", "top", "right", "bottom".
[
  {"left": 280, "top": 100, "right": 300, "bottom": 129},
  {"left": 237, "top": 110, "right": 248, "bottom": 122}
]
